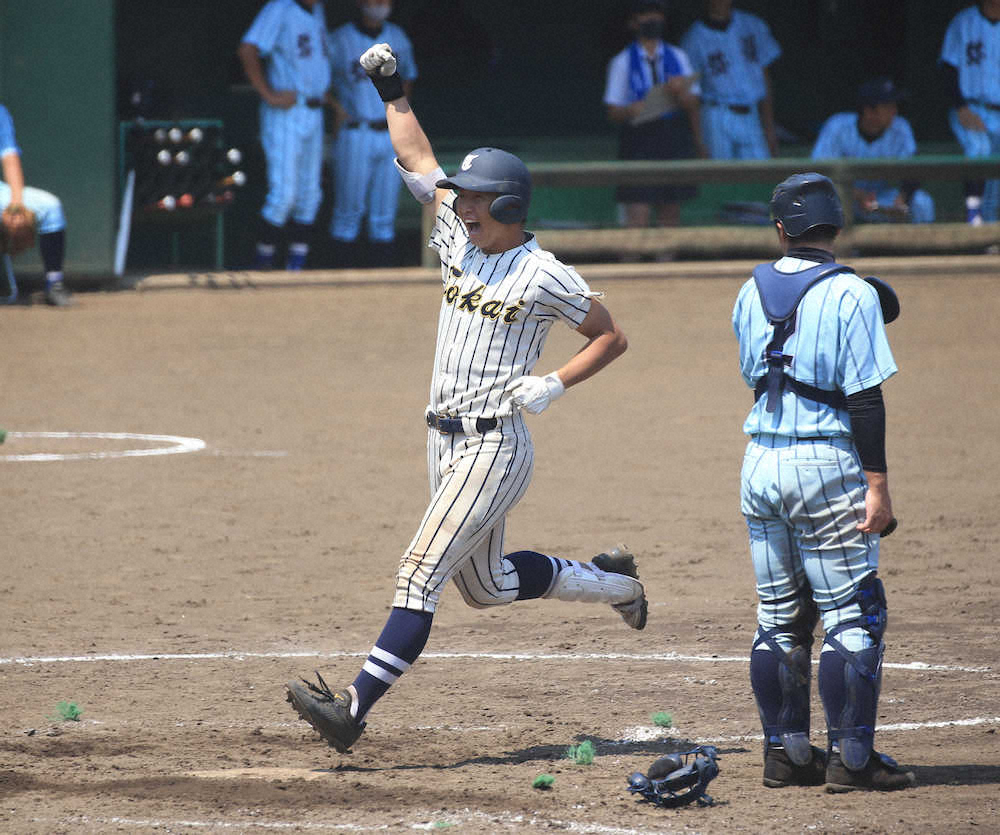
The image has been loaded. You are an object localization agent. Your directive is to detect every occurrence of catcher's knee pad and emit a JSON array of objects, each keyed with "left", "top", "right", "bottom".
[{"left": 820, "top": 573, "right": 887, "bottom": 770}]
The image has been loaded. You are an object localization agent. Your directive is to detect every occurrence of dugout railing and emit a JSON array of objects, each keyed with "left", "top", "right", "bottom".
[{"left": 420, "top": 156, "right": 1000, "bottom": 267}]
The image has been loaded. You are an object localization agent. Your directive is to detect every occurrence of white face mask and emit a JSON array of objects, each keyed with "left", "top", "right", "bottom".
[{"left": 363, "top": 3, "right": 391, "bottom": 22}]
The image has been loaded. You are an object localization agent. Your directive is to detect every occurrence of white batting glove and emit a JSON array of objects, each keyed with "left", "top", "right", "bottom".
[
  {"left": 359, "top": 43, "right": 397, "bottom": 77},
  {"left": 505, "top": 373, "right": 565, "bottom": 415}
]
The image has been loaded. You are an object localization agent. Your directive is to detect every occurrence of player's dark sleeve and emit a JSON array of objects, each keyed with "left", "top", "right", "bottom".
[
  {"left": 939, "top": 61, "right": 965, "bottom": 109},
  {"left": 847, "top": 385, "right": 887, "bottom": 472}
]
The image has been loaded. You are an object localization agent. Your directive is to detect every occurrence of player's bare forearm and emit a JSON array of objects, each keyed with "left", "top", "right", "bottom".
[
  {"left": 858, "top": 470, "right": 893, "bottom": 534},
  {"left": 760, "top": 72, "right": 778, "bottom": 155},
  {"left": 238, "top": 43, "right": 293, "bottom": 108},
  {"left": 385, "top": 97, "right": 438, "bottom": 175},
  {"left": 556, "top": 300, "right": 627, "bottom": 388},
  {"left": 1, "top": 152, "right": 25, "bottom": 205}
]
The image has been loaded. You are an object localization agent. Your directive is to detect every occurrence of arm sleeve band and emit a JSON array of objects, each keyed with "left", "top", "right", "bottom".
[
  {"left": 939, "top": 62, "right": 965, "bottom": 109},
  {"left": 846, "top": 385, "right": 887, "bottom": 473},
  {"left": 394, "top": 160, "right": 445, "bottom": 204}
]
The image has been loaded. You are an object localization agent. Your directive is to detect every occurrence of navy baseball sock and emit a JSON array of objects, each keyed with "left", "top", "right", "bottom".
[
  {"left": 351, "top": 606, "right": 433, "bottom": 721},
  {"left": 39, "top": 230, "right": 65, "bottom": 275},
  {"left": 506, "top": 551, "right": 557, "bottom": 600}
]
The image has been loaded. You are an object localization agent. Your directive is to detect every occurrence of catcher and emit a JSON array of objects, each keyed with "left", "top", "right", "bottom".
[{"left": 1, "top": 102, "right": 71, "bottom": 306}]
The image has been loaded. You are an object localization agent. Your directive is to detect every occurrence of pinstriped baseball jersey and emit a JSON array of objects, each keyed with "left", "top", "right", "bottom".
[
  {"left": 812, "top": 112, "right": 917, "bottom": 193},
  {"left": 328, "top": 21, "right": 416, "bottom": 122},
  {"left": 680, "top": 11, "right": 780, "bottom": 106},
  {"left": 243, "top": 0, "right": 331, "bottom": 100},
  {"left": 427, "top": 193, "right": 596, "bottom": 418},
  {"left": 940, "top": 5, "right": 1000, "bottom": 105},
  {"left": 243, "top": 0, "right": 331, "bottom": 227},
  {"left": 732, "top": 256, "right": 897, "bottom": 439}
]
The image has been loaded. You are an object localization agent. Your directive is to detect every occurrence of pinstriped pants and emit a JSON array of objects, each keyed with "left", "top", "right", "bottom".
[
  {"left": 740, "top": 435, "right": 879, "bottom": 644},
  {"left": 259, "top": 104, "right": 324, "bottom": 227},
  {"left": 393, "top": 417, "right": 534, "bottom": 612}
]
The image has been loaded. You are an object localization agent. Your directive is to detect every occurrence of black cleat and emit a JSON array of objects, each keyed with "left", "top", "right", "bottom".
[
  {"left": 592, "top": 544, "right": 648, "bottom": 630},
  {"left": 763, "top": 745, "right": 827, "bottom": 788},
  {"left": 825, "top": 750, "right": 916, "bottom": 793},
  {"left": 286, "top": 672, "right": 365, "bottom": 753}
]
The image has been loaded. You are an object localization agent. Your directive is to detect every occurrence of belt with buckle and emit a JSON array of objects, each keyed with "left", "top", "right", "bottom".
[
  {"left": 343, "top": 120, "right": 389, "bottom": 130},
  {"left": 304, "top": 97, "right": 323, "bottom": 109},
  {"left": 970, "top": 99, "right": 1000, "bottom": 112},
  {"left": 426, "top": 413, "right": 498, "bottom": 434}
]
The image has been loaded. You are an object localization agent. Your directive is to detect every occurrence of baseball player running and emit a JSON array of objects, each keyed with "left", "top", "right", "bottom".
[
  {"left": 940, "top": 0, "right": 1000, "bottom": 224},
  {"left": 680, "top": 0, "right": 781, "bottom": 159},
  {"left": 733, "top": 173, "right": 914, "bottom": 793},
  {"left": 286, "top": 42, "right": 647, "bottom": 755},
  {"left": 239, "top": 0, "right": 331, "bottom": 270}
]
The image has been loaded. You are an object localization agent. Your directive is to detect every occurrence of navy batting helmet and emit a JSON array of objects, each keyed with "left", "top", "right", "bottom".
[
  {"left": 769, "top": 172, "right": 844, "bottom": 237},
  {"left": 436, "top": 148, "right": 531, "bottom": 224}
]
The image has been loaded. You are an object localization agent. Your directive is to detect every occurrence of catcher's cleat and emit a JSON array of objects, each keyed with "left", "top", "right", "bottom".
[
  {"left": 824, "top": 750, "right": 916, "bottom": 793},
  {"left": 763, "top": 744, "right": 827, "bottom": 788},
  {"left": 286, "top": 673, "right": 365, "bottom": 753},
  {"left": 592, "top": 544, "right": 648, "bottom": 630},
  {"left": 44, "top": 280, "right": 73, "bottom": 307}
]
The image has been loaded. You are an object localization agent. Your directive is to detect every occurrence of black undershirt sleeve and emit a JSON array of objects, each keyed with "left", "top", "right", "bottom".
[
  {"left": 939, "top": 61, "right": 966, "bottom": 109},
  {"left": 846, "top": 385, "right": 887, "bottom": 472}
]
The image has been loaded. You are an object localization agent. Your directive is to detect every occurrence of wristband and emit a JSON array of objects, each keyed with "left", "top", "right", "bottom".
[{"left": 369, "top": 70, "right": 405, "bottom": 103}]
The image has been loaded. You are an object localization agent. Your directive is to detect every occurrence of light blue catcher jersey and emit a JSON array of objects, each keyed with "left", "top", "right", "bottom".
[
  {"left": 941, "top": 5, "right": 1000, "bottom": 105},
  {"left": 0, "top": 105, "right": 19, "bottom": 156},
  {"left": 732, "top": 257, "right": 897, "bottom": 439},
  {"left": 680, "top": 10, "right": 780, "bottom": 105},
  {"left": 812, "top": 112, "right": 917, "bottom": 192},
  {"left": 242, "top": 0, "right": 331, "bottom": 99},
  {"left": 328, "top": 20, "right": 416, "bottom": 122}
]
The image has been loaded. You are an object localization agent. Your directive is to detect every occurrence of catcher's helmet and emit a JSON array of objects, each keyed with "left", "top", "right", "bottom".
[
  {"left": 769, "top": 172, "right": 844, "bottom": 237},
  {"left": 437, "top": 148, "right": 531, "bottom": 224}
]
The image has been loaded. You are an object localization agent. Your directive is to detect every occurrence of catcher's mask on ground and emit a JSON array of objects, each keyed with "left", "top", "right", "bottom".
[{"left": 626, "top": 746, "right": 720, "bottom": 808}]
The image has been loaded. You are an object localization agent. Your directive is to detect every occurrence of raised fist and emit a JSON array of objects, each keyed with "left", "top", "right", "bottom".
[{"left": 360, "top": 43, "right": 397, "bottom": 77}]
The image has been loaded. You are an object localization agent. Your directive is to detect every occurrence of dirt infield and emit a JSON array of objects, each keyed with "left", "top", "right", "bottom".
[{"left": 1, "top": 256, "right": 998, "bottom": 833}]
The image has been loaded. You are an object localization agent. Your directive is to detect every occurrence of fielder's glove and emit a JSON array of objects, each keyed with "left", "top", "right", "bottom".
[
  {"left": 1, "top": 204, "right": 36, "bottom": 256},
  {"left": 360, "top": 43, "right": 404, "bottom": 102},
  {"left": 505, "top": 373, "right": 565, "bottom": 415}
]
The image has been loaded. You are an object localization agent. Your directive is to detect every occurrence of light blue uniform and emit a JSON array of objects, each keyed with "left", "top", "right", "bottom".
[
  {"left": 327, "top": 19, "right": 416, "bottom": 243},
  {"left": 681, "top": 10, "right": 780, "bottom": 159},
  {"left": 242, "top": 0, "right": 331, "bottom": 228},
  {"left": 812, "top": 112, "right": 935, "bottom": 223},
  {"left": 733, "top": 256, "right": 897, "bottom": 648},
  {"left": 940, "top": 4, "right": 1000, "bottom": 221},
  {"left": 0, "top": 104, "right": 65, "bottom": 234}
]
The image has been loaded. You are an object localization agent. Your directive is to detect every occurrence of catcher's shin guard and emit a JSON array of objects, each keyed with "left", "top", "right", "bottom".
[
  {"left": 819, "top": 574, "right": 888, "bottom": 771},
  {"left": 751, "top": 632, "right": 814, "bottom": 766}
]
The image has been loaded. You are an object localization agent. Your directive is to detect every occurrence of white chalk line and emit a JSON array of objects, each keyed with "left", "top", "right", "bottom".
[
  {"left": 0, "top": 431, "right": 206, "bottom": 462},
  {"left": 0, "top": 647, "right": 990, "bottom": 674},
  {"left": 31, "top": 812, "right": 680, "bottom": 834}
]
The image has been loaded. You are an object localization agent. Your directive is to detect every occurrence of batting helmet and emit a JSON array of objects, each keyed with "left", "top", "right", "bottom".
[
  {"left": 436, "top": 148, "right": 531, "bottom": 224},
  {"left": 769, "top": 172, "right": 844, "bottom": 237}
]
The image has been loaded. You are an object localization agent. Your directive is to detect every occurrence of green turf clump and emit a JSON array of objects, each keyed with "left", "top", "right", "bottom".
[
  {"left": 51, "top": 701, "right": 83, "bottom": 722},
  {"left": 651, "top": 711, "right": 673, "bottom": 728},
  {"left": 565, "top": 739, "right": 596, "bottom": 765},
  {"left": 532, "top": 773, "right": 555, "bottom": 789}
]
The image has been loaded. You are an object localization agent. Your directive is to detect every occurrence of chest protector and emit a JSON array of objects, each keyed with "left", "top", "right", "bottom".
[{"left": 751, "top": 262, "right": 852, "bottom": 413}]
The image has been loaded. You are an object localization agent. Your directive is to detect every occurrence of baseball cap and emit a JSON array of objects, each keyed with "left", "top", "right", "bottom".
[
  {"left": 858, "top": 77, "right": 904, "bottom": 107},
  {"left": 631, "top": 0, "right": 666, "bottom": 15}
]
